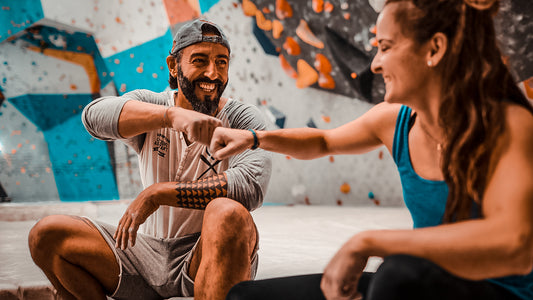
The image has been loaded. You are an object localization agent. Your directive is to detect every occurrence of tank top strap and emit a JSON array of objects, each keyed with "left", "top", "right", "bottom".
[{"left": 392, "top": 105, "right": 412, "bottom": 165}]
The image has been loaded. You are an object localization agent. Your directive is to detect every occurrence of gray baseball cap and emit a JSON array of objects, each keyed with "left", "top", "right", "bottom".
[{"left": 170, "top": 19, "right": 230, "bottom": 55}]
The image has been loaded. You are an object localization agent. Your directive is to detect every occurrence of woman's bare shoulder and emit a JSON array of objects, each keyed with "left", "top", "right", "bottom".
[
  {"left": 364, "top": 102, "right": 403, "bottom": 124},
  {"left": 503, "top": 102, "right": 533, "bottom": 139},
  {"left": 360, "top": 102, "right": 404, "bottom": 148}
]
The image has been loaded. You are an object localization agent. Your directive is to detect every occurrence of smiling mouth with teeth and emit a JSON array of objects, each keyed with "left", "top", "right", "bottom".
[{"left": 198, "top": 82, "right": 216, "bottom": 93}]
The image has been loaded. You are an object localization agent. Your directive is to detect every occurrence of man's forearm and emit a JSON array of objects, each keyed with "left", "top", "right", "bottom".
[
  {"left": 147, "top": 173, "right": 229, "bottom": 210},
  {"left": 174, "top": 173, "right": 228, "bottom": 209},
  {"left": 118, "top": 100, "right": 168, "bottom": 138}
]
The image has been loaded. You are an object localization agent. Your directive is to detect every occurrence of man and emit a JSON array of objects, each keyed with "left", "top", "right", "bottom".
[{"left": 28, "top": 19, "right": 272, "bottom": 300}]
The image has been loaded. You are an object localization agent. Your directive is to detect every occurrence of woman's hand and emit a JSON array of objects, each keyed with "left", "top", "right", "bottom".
[
  {"left": 321, "top": 236, "right": 369, "bottom": 300},
  {"left": 114, "top": 184, "right": 161, "bottom": 250},
  {"left": 210, "top": 127, "right": 255, "bottom": 160}
]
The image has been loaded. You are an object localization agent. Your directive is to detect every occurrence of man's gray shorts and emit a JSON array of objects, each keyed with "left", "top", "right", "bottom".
[{"left": 88, "top": 219, "right": 259, "bottom": 300}]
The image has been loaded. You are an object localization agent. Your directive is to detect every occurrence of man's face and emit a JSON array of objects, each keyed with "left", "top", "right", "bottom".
[{"left": 177, "top": 41, "right": 229, "bottom": 115}]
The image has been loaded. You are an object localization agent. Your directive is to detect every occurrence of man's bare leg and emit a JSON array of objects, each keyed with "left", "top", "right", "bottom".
[
  {"left": 189, "top": 197, "right": 258, "bottom": 300},
  {"left": 28, "top": 215, "right": 120, "bottom": 300}
]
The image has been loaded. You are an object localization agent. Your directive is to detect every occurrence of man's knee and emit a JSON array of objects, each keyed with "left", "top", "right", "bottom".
[
  {"left": 29, "top": 215, "right": 65, "bottom": 263},
  {"left": 203, "top": 198, "right": 256, "bottom": 245},
  {"left": 28, "top": 215, "right": 89, "bottom": 265},
  {"left": 205, "top": 198, "right": 253, "bottom": 228}
]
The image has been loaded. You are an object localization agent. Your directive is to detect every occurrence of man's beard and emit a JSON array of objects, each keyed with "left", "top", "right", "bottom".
[{"left": 177, "top": 66, "right": 227, "bottom": 115}]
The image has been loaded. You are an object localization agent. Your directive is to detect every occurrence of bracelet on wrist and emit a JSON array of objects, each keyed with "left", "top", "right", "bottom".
[{"left": 248, "top": 129, "right": 259, "bottom": 150}]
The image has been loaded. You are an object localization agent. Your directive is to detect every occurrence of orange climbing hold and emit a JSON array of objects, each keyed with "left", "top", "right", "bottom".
[
  {"left": 312, "top": 0, "right": 324, "bottom": 13},
  {"left": 242, "top": 0, "right": 257, "bottom": 16},
  {"left": 314, "top": 53, "right": 332, "bottom": 73},
  {"left": 296, "top": 19, "right": 324, "bottom": 49},
  {"left": 279, "top": 54, "right": 297, "bottom": 79},
  {"left": 295, "top": 59, "right": 318, "bottom": 89},
  {"left": 340, "top": 182, "right": 351, "bottom": 194},
  {"left": 283, "top": 36, "right": 301, "bottom": 56},
  {"left": 321, "top": 115, "right": 331, "bottom": 123},
  {"left": 255, "top": 10, "right": 272, "bottom": 31},
  {"left": 370, "top": 37, "right": 378, "bottom": 47},
  {"left": 324, "top": 2, "right": 334, "bottom": 12},
  {"left": 272, "top": 19, "right": 283, "bottom": 39},
  {"left": 318, "top": 72, "right": 335, "bottom": 89},
  {"left": 275, "top": 0, "right": 293, "bottom": 20},
  {"left": 523, "top": 77, "right": 533, "bottom": 99}
]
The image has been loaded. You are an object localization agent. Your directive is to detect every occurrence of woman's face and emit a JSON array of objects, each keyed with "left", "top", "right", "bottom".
[{"left": 371, "top": 2, "right": 432, "bottom": 104}]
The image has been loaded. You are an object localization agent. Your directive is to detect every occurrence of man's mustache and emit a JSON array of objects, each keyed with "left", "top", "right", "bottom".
[{"left": 193, "top": 78, "right": 224, "bottom": 86}]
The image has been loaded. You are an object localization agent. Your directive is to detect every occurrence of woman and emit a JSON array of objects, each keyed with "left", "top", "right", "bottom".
[{"left": 211, "top": 0, "right": 533, "bottom": 299}]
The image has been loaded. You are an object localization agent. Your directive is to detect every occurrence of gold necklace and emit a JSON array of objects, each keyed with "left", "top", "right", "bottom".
[{"left": 418, "top": 121, "right": 443, "bottom": 151}]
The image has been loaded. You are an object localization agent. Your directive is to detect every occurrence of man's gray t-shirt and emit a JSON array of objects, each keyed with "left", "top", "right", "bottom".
[{"left": 82, "top": 89, "right": 271, "bottom": 238}]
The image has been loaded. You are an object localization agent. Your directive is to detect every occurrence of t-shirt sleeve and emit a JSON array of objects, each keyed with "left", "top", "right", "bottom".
[
  {"left": 224, "top": 102, "right": 272, "bottom": 211},
  {"left": 81, "top": 89, "right": 169, "bottom": 153}
]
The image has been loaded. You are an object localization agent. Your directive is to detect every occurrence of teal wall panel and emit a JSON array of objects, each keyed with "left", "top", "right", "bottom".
[
  {"left": 45, "top": 114, "right": 119, "bottom": 201},
  {"left": 104, "top": 29, "right": 173, "bottom": 95},
  {"left": 199, "top": 0, "right": 220, "bottom": 14},
  {"left": 8, "top": 94, "right": 119, "bottom": 201},
  {"left": 0, "top": 0, "right": 44, "bottom": 43}
]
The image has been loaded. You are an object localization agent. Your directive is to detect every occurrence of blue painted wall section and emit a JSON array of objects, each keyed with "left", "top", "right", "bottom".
[
  {"left": 105, "top": 29, "right": 173, "bottom": 95},
  {"left": 252, "top": 20, "right": 278, "bottom": 56},
  {"left": 0, "top": 0, "right": 44, "bottom": 43},
  {"left": 8, "top": 94, "right": 119, "bottom": 201},
  {"left": 46, "top": 112, "right": 119, "bottom": 201},
  {"left": 199, "top": 0, "right": 219, "bottom": 14},
  {"left": 9, "top": 94, "right": 87, "bottom": 131}
]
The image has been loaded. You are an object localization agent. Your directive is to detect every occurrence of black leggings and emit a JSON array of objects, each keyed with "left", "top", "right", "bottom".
[{"left": 226, "top": 254, "right": 520, "bottom": 300}]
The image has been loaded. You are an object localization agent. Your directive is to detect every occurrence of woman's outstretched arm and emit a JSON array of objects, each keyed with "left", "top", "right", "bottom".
[{"left": 211, "top": 102, "right": 400, "bottom": 160}]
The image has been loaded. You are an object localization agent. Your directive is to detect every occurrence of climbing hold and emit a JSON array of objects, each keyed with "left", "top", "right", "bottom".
[
  {"left": 295, "top": 59, "right": 318, "bottom": 89},
  {"left": 283, "top": 36, "right": 301, "bottom": 55},
  {"left": 275, "top": 0, "right": 293, "bottom": 20},
  {"left": 340, "top": 182, "right": 351, "bottom": 194},
  {"left": 296, "top": 19, "right": 324, "bottom": 49}
]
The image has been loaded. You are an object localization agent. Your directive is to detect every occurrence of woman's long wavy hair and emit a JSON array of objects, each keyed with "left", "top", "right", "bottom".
[{"left": 385, "top": 0, "right": 533, "bottom": 222}]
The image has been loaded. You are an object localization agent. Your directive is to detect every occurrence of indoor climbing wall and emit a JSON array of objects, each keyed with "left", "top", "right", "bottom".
[
  {"left": 1, "top": 0, "right": 531, "bottom": 205},
  {"left": 205, "top": 0, "right": 403, "bottom": 206},
  {"left": 0, "top": 0, "right": 186, "bottom": 202},
  {"left": 202, "top": 0, "right": 533, "bottom": 206}
]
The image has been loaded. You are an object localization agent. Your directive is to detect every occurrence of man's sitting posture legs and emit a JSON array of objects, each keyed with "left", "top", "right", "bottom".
[{"left": 28, "top": 197, "right": 257, "bottom": 300}]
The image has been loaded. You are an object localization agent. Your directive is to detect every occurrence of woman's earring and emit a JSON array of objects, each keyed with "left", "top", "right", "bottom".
[{"left": 427, "top": 60, "right": 433, "bottom": 67}]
